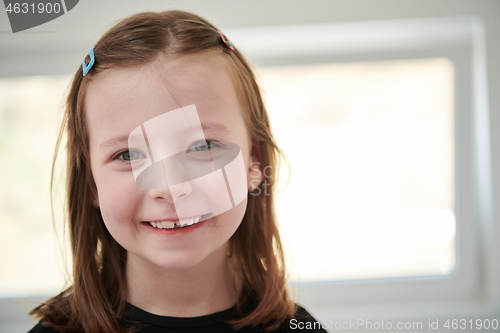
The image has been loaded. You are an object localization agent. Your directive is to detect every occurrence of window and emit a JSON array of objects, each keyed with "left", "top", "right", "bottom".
[
  {"left": 258, "top": 57, "right": 455, "bottom": 282},
  {"left": 0, "top": 75, "right": 71, "bottom": 298}
]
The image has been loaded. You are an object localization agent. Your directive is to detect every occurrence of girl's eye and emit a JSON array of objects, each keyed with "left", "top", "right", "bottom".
[
  {"left": 116, "top": 150, "right": 145, "bottom": 161},
  {"left": 188, "top": 140, "right": 219, "bottom": 152}
]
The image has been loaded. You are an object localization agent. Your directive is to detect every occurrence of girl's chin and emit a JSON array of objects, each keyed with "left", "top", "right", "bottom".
[{"left": 141, "top": 245, "right": 230, "bottom": 271}]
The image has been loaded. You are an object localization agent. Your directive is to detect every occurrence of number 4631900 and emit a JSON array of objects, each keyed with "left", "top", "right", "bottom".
[
  {"left": 5, "top": 2, "right": 62, "bottom": 14},
  {"left": 444, "top": 319, "right": 498, "bottom": 330}
]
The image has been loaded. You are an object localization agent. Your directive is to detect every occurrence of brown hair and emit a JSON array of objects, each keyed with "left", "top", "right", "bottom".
[{"left": 29, "top": 10, "right": 295, "bottom": 333}]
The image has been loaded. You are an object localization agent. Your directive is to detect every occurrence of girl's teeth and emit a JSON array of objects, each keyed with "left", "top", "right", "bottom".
[
  {"left": 179, "top": 216, "right": 197, "bottom": 226},
  {"left": 160, "top": 221, "right": 175, "bottom": 229},
  {"left": 178, "top": 218, "right": 189, "bottom": 227},
  {"left": 148, "top": 215, "right": 206, "bottom": 229}
]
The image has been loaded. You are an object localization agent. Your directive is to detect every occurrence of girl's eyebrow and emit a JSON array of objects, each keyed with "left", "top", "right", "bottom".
[
  {"left": 99, "top": 136, "right": 129, "bottom": 149},
  {"left": 199, "top": 122, "right": 231, "bottom": 135},
  {"left": 99, "top": 122, "right": 231, "bottom": 149}
]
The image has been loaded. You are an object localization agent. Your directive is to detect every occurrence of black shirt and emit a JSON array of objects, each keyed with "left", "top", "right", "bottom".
[{"left": 28, "top": 302, "right": 327, "bottom": 332}]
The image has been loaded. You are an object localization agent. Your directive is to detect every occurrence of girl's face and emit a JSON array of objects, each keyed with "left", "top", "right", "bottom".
[{"left": 85, "top": 54, "right": 261, "bottom": 270}]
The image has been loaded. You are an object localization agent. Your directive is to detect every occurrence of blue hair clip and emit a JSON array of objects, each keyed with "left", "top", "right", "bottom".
[{"left": 82, "top": 48, "right": 95, "bottom": 76}]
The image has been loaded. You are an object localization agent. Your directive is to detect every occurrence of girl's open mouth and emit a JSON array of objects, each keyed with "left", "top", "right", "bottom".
[{"left": 145, "top": 213, "right": 213, "bottom": 230}]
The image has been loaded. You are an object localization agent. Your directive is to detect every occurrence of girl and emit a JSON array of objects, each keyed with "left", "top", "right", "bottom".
[{"left": 28, "top": 10, "right": 326, "bottom": 333}]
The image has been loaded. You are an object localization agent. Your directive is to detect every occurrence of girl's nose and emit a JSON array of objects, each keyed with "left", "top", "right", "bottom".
[
  {"left": 147, "top": 186, "right": 175, "bottom": 203},
  {"left": 170, "top": 181, "right": 193, "bottom": 202},
  {"left": 147, "top": 180, "right": 193, "bottom": 203}
]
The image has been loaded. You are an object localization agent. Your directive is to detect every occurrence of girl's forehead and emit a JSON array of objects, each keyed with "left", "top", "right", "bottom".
[
  {"left": 85, "top": 55, "right": 241, "bottom": 134},
  {"left": 88, "top": 56, "right": 231, "bottom": 104}
]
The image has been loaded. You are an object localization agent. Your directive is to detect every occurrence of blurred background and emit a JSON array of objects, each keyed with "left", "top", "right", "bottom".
[{"left": 1, "top": 1, "right": 499, "bottom": 332}]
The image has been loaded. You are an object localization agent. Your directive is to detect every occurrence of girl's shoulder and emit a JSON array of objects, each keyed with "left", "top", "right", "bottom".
[
  {"left": 27, "top": 320, "right": 60, "bottom": 333},
  {"left": 120, "top": 302, "right": 326, "bottom": 333},
  {"left": 286, "top": 305, "right": 327, "bottom": 332},
  {"left": 238, "top": 305, "right": 327, "bottom": 332},
  {"left": 26, "top": 304, "right": 327, "bottom": 333}
]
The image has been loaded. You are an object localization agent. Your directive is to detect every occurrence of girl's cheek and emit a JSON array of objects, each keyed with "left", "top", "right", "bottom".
[{"left": 97, "top": 171, "right": 143, "bottom": 212}]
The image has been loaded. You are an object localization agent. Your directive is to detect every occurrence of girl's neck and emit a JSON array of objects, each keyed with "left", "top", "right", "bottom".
[{"left": 125, "top": 244, "right": 240, "bottom": 317}]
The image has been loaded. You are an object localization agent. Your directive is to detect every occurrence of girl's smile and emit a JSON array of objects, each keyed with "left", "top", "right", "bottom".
[{"left": 140, "top": 214, "right": 214, "bottom": 236}]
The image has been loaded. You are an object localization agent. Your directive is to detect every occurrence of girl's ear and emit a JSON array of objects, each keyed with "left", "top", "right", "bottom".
[{"left": 247, "top": 140, "right": 264, "bottom": 191}]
